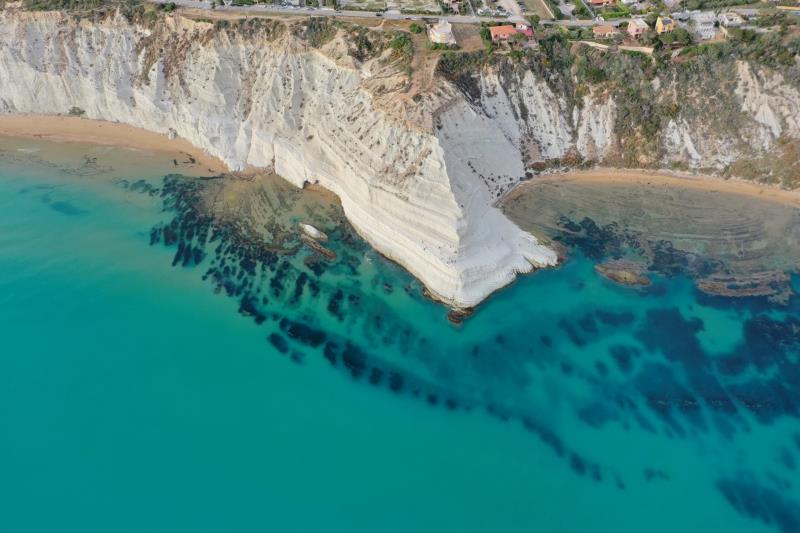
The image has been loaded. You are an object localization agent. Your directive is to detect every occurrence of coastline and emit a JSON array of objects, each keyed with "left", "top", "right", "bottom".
[
  {"left": 0, "top": 114, "right": 229, "bottom": 175},
  {"left": 4, "top": 113, "right": 798, "bottom": 310},
  {"left": 506, "top": 168, "right": 800, "bottom": 208}
]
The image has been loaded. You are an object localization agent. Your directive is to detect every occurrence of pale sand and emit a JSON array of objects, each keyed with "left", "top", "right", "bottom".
[
  {"left": 510, "top": 168, "right": 800, "bottom": 208},
  {"left": 0, "top": 114, "right": 229, "bottom": 174}
]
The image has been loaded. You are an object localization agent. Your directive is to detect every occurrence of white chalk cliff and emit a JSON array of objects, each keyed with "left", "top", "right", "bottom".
[
  {"left": 0, "top": 9, "right": 561, "bottom": 307},
  {"left": 1, "top": 9, "right": 798, "bottom": 306}
]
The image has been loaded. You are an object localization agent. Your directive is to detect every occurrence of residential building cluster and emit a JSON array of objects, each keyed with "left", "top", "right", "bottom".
[{"left": 588, "top": 8, "right": 756, "bottom": 43}]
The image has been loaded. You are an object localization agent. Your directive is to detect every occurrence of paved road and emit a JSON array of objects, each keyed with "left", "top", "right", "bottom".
[
  {"left": 153, "top": 0, "right": 770, "bottom": 28},
  {"left": 153, "top": 0, "right": 599, "bottom": 25},
  {"left": 156, "top": 0, "right": 499, "bottom": 22}
]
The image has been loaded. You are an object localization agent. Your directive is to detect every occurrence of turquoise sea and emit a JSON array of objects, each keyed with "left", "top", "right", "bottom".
[{"left": 1, "top": 137, "right": 799, "bottom": 532}]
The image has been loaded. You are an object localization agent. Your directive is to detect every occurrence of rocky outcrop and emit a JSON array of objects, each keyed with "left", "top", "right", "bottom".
[
  {"left": 448, "top": 48, "right": 800, "bottom": 179},
  {"left": 652, "top": 61, "right": 800, "bottom": 173}
]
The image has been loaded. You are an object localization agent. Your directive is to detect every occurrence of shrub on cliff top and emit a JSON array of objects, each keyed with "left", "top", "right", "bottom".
[
  {"left": 24, "top": 0, "right": 107, "bottom": 9},
  {"left": 349, "top": 29, "right": 376, "bottom": 61},
  {"left": 295, "top": 17, "right": 336, "bottom": 48},
  {"left": 389, "top": 33, "right": 414, "bottom": 58}
]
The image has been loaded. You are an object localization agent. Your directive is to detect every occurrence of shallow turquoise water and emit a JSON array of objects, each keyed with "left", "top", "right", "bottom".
[{"left": 1, "top": 143, "right": 799, "bottom": 532}]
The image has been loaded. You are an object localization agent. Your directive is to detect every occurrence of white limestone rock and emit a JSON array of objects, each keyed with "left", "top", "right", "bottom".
[{"left": 1, "top": 9, "right": 797, "bottom": 307}]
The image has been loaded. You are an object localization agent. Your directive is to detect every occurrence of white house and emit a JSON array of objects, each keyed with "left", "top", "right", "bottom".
[
  {"left": 692, "top": 11, "right": 717, "bottom": 40},
  {"left": 428, "top": 19, "right": 457, "bottom": 45},
  {"left": 718, "top": 12, "right": 744, "bottom": 27}
]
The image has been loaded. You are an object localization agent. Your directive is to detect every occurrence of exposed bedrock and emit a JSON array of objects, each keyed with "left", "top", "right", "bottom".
[{"left": 1, "top": 9, "right": 797, "bottom": 306}]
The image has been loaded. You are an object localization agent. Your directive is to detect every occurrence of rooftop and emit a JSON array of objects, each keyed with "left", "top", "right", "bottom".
[{"left": 490, "top": 25, "right": 519, "bottom": 40}]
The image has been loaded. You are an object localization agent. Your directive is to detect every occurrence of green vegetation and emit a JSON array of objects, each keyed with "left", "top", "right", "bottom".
[
  {"left": 573, "top": 1, "right": 592, "bottom": 19},
  {"left": 436, "top": 22, "right": 798, "bottom": 172},
  {"left": 576, "top": 61, "right": 607, "bottom": 83},
  {"left": 350, "top": 29, "right": 377, "bottom": 60},
  {"left": 597, "top": 3, "right": 630, "bottom": 19},
  {"left": 210, "top": 17, "right": 285, "bottom": 40},
  {"left": 545, "top": 0, "right": 565, "bottom": 20},
  {"left": 436, "top": 49, "right": 493, "bottom": 102},
  {"left": 535, "top": 32, "right": 573, "bottom": 72},
  {"left": 409, "top": 22, "right": 425, "bottom": 34},
  {"left": 753, "top": 12, "right": 800, "bottom": 28},
  {"left": 294, "top": 17, "right": 337, "bottom": 48},
  {"left": 389, "top": 32, "right": 414, "bottom": 56},
  {"left": 68, "top": 106, "right": 86, "bottom": 116},
  {"left": 565, "top": 27, "right": 594, "bottom": 40},
  {"left": 652, "top": 28, "right": 693, "bottom": 47},
  {"left": 681, "top": 28, "right": 800, "bottom": 69},
  {"left": 428, "top": 41, "right": 458, "bottom": 50},
  {"left": 22, "top": 0, "right": 121, "bottom": 9},
  {"left": 436, "top": 49, "right": 491, "bottom": 79},
  {"left": 684, "top": 0, "right": 760, "bottom": 9}
]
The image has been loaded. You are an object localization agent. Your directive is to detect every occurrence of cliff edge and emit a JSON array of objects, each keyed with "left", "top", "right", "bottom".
[
  {"left": 0, "top": 9, "right": 557, "bottom": 308},
  {"left": 1, "top": 8, "right": 798, "bottom": 307}
]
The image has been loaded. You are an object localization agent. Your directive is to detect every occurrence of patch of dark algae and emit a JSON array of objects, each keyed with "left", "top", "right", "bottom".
[
  {"left": 145, "top": 174, "right": 621, "bottom": 489},
  {"left": 142, "top": 174, "right": 800, "bottom": 522}
]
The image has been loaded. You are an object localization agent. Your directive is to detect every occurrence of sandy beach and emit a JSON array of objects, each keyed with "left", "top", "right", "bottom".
[
  {"left": 510, "top": 168, "right": 800, "bottom": 208},
  {"left": 4, "top": 114, "right": 798, "bottom": 209},
  {"left": 503, "top": 167, "right": 800, "bottom": 277},
  {"left": 0, "top": 114, "right": 228, "bottom": 174}
]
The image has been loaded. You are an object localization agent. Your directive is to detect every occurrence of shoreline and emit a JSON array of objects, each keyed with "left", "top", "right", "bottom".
[
  {"left": 5, "top": 114, "right": 798, "bottom": 311},
  {"left": 0, "top": 114, "right": 229, "bottom": 175},
  {"left": 506, "top": 168, "right": 800, "bottom": 208}
]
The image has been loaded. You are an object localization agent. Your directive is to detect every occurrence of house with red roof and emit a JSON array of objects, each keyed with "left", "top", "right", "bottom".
[{"left": 489, "top": 22, "right": 533, "bottom": 43}]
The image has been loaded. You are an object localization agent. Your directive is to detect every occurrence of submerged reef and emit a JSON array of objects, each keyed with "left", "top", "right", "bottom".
[{"left": 140, "top": 172, "right": 800, "bottom": 531}]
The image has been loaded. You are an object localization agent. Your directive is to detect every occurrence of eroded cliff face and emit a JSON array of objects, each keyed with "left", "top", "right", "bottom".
[
  {"left": 0, "top": 9, "right": 558, "bottom": 308},
  {"left": 446, "top": 49, "right": 800, "bottom": 182},
  {"left": 1, "top": 9, "right": 797, "bottom": 307}
]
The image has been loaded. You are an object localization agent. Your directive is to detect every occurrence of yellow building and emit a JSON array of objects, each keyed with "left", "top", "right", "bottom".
[{"left": 656, "top": 16, "right": 676, "bottom": 34}]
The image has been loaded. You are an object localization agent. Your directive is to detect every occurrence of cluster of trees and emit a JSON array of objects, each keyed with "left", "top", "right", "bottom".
[
  {"left": 22, "top": 0, "right": 118, "bottom": 9},
  {"left": 389, "top": 32, "right": 414, "bottom": 57},
  {"left": 753, "top": 12, "right": 800, "bottom": 29},
  {"left": 299, "top": 16, "right": 337, "bottom": 47},
  {"left": 684, "top": 0, "right": 753, "bottom": 10},
  {"left": 545, "top": 0, "right": 565, "bottom": 20},
  {"left": 648, "top": 27, "right": 693, "bottom": 47},
  {"left": 677, "top": 23, "right": 800, "bottom": 69},
  {"left": 19, "top": 0, "right": 185, "bottom": 13},
  {"left": 573, "top": 1, "right": 592, "bottom": 20}
]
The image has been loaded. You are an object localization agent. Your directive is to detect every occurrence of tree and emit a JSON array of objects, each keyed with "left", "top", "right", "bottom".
[
  {"left": 673, "top": 28, "right": 692, "bottom": 46},
  {"left": 480, "top": 25, "right": 492, "bottom": 44}
]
